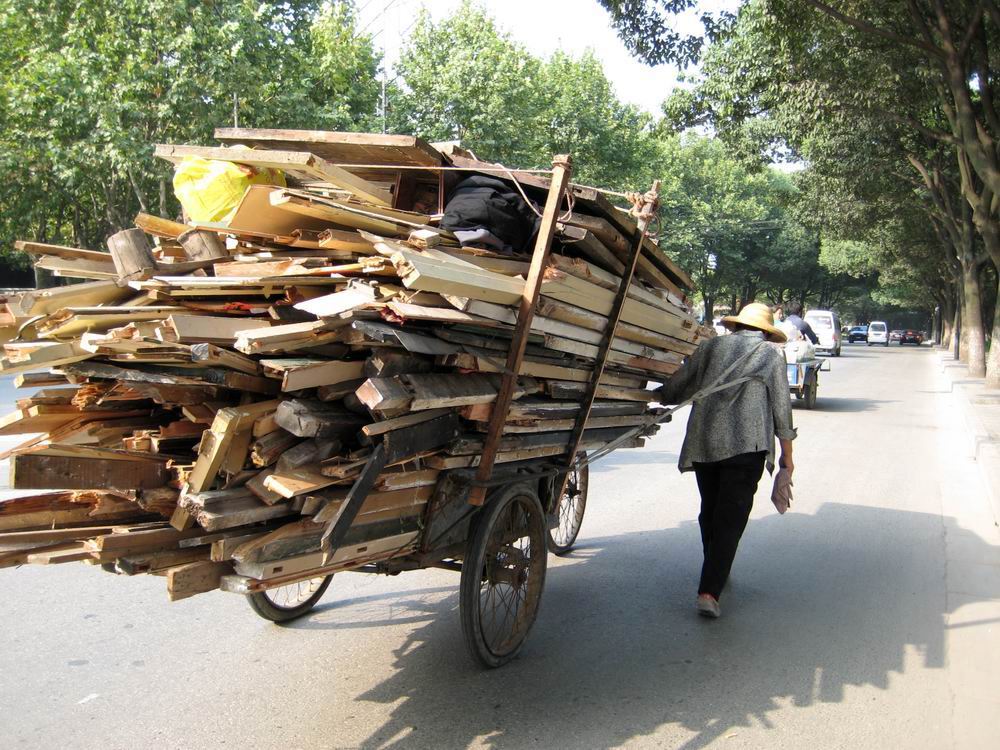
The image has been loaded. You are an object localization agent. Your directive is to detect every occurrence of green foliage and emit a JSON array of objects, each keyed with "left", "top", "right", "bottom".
[
  {"left": 392, "top": 4, "right": 545, "bottom": 166},
  {"left": 0, "top": 0, "right": 380, "bottom": 257}
]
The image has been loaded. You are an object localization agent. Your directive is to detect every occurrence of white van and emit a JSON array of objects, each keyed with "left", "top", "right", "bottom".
[
  {"left": 868, "top": 320, "right": 889, "bottom": 346},
  {"left": 804, "top": 309, "right": 842, "bottom": 356}
]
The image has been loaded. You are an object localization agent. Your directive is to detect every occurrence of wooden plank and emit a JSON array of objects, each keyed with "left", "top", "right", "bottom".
[
  {"left": 274, "top": 399, "right": 364, "bottom": 438},
  {"left": 34, "top": 254, "right": 118, "bottom": 280},
  {"left": 234, "top": 531, "right": 418, "bottom": 580},
  {"left": 14, "top": 241, "right": 110, "bottom": 263},
  {"left": 14, "top": 372, "right": 71, "bottom": 388},
  {"left": 264, "top": 465, "right": 340, "bottom": 499},
  {"left": 441, "top": 350, "right": 644, "bottom": 388},
  {"left": 11, "top": 454, "right": 168, "bottom": 491},
  {"left": 0, "top": 342, "right": 92, "bottom": 378},
  {"left": 469, "top": 155, "right": 573, "bottom": 505},
  {"left": 214, "top": 128, "right": 443, "bottom": 168},
  {"left": 361, "top": 408, "right": 452, "bottom": 437},
  {"left": 189, "top": 343, "right": 261, "bottom": 375},
  {"left": 187, "top": 400, "right": 279, "bottom": 493},
  {"left": 165, "top": 314, "right": 271, "bottom": 344},
  {"left": 193, "top": 496, "right": 296, "bottom": 532},
  {"left": 260, "top": 358, "right": 365, "bottom": 392},
  {"left": 392, "top": 249, "right": 523, "bottom": 305},
  {"left": 155, "top": 144, "right": 393, "bottom": 206},
  {"left": 166, "top": 560, "right": 233, "bottom": 601},
  {"left": 271, "top": 190, "right": 430, "bottom": 234},
  {"left": 6, "top": 281, "right": 133, "bottom": 317},
  {"left": 293, "top": 285, "right": 376, "bottom": 318}
]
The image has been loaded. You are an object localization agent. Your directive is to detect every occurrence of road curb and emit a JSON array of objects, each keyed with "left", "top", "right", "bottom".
[{"left": 937, "top": 350, "right": 1000, "bottom": 527}]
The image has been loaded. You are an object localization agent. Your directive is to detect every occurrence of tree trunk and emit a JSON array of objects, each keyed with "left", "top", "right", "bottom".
[
  {"left": 987, "top": 290, "right": 1000, "bottom": 388},
  {"left": 960, "top": 263, "right": 986, "bottom": 376},
  {"left": 703, "top": 294, "right": 715, "bottom": 325},
  {"left": 159, "top": 178, "right": 168, "bottom": 218},
  {"left": 953, "top": 285, "right": 962, "bottom": 360}
]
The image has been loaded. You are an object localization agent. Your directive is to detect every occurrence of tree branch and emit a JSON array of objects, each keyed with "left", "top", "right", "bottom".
[
  {"left": 958, "top": 1, "right": 986, "bottom": 60},
  {"left": 801, "top": 0, "right": 945, "bottom": 58}
]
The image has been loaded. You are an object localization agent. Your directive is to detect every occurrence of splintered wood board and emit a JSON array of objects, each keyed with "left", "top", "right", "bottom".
[
  {"left": 7, "top": 280, "right": 133, "bottom": 317},
  {"left": 260, "top": 358, "right": 365, "bottom": 392},
  {"left": 154, "top": 144, "right": 392, "bottom": 207},
  {"left": 214, "top": 128, "right": 443, "bottom": 168}
]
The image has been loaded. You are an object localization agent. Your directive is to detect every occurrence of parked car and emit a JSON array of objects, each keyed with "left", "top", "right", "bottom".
[
  {"left": 900, "top": 329, "right": 924, "bottom": 345},
  {"left": 867, "top": 320, "right": 889, "bottom": 346},
  {"left": 804, "top": 309, "right": 842, "bottom": 356},
  {"left": 848, "top": 325, "right": 868, "bottom": 343},
  {"left": 890, "top": 330, "right": 904, "bottom": 342}
]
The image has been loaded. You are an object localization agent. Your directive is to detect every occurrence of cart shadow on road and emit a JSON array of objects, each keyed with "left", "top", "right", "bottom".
[
  {"left": 303, "top": 502, "right": 998, "bottom": 750},
  {"left": 804, "top": 397, "right": 899, "bottom": 413}
]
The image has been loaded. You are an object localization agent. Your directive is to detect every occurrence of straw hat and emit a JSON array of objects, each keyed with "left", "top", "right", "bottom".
[{"left": 721, "top": 302, "right": 787, "bottom": 343}]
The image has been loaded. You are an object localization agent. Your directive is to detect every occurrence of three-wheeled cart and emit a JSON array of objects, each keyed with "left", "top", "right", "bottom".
[
  {"left": 787, "top": 359, "right": 828, "bottom": 409},
  {"left": 224, "top": 158, "right": 661, "bottom": 668}
]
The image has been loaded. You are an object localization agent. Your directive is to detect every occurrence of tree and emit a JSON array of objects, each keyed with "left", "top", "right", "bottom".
[
  {"left": 0, "top": 0, "right": 380, "bottom": 258},
  {"left": 391, "top": 3, "right": 545, "bottom": 167},
  {"left": 662, "top": 1, "right": 994, "bottom": 380}
]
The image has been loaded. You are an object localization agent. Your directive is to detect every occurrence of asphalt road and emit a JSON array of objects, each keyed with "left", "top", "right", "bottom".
[{"left": 2, "top": 343, "right": 999, "bottom": 749}]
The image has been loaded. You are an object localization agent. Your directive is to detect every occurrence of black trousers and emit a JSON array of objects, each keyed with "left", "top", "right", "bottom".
[{"left": 693, "top": 451, "right": 767, "bottom": 599}]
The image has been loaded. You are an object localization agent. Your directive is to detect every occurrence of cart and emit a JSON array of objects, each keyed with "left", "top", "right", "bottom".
[
  {"left": 787, "top": 359, "right": 828, "bottom": 409},
  {"left": 223, "top": 159, "right": 660, "bottom": 668}
]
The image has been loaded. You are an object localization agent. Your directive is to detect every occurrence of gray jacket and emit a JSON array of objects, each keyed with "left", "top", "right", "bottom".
[{"left": 659, "top": 330, "right": 797, "bottom": 473}]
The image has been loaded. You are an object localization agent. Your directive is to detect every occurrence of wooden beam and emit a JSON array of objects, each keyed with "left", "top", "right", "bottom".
[{"left": 469, "top": 155, "right": 573, "bottom": 505}]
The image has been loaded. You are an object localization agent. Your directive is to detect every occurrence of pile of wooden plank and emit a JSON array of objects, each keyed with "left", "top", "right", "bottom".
[{"left": 0, "top": 129, "right": 711, "bottom": 602}]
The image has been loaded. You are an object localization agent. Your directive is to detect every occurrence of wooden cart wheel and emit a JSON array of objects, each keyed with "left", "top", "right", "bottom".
[
  {"left": 245, "top": 575, "right": 333, "bottom": 623},
  {"left": 460, "top": 485, "right": 547, "bottom": 668},
  {"left": 547, "top": 462, "right": 589, "bottom": 555}
]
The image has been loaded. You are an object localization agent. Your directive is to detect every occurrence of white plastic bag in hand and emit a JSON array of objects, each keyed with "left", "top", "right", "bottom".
[{"left": 771, "top": 467, "right": 793, "bottom": 514}]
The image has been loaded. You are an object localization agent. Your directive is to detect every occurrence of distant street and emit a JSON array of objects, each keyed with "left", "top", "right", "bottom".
[{"left": 2, "top": 343, "right": 999, "bottom": 749}]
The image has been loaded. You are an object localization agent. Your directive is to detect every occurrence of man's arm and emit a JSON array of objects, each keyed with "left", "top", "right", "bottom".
[
  {"left": 658, "top": 344, "right": 705, "bottom": 404},
  {"left": 801, "top": 320, "right": 819, "bottom": 344},
  {"left": 778, "top": 438, "right": 794, "bottom": 472}
]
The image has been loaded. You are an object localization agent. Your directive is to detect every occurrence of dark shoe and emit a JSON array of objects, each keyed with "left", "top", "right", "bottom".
[{"left": 697, "top": 594, "right": 720, "bottom": 618}]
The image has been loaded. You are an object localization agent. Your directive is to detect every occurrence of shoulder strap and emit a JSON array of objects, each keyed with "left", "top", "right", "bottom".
[{"left": 689, "top": 340, "right": 768, "bottom": 405}]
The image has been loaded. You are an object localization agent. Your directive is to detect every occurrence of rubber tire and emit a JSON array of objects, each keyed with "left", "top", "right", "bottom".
[
  {"left": 546, "top": 463, "right": 589, "bottom": 555},
  {"left": 460, "top": 485, "right": 547, "bottom": 669},
  {"left": 804, "top": 380, "right": 817, "bottom": 409},
  {"left": 245, "top": 575, "right": 333, "bottom": 623}
]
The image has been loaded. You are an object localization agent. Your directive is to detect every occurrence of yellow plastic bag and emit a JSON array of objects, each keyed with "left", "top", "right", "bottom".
[{"left": 172, "top": 156, "right": 286, "bottom": 224}]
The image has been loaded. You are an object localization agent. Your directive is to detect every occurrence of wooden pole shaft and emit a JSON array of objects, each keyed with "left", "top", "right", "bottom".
[
  {"left": 558, "top": 182, "right": 660, "bottom": 498},
  {"left": 468, "top": 155, "right": 574, "bottom": 506}
]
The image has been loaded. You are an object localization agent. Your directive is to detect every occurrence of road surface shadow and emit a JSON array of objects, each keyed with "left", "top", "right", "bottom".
[
  {"left": 807, "top": 397, "right": 899, "bottom": 413},
  {"left": 305, "top": 503, "right": 996, "bottom": 749}
]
